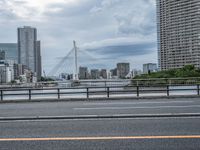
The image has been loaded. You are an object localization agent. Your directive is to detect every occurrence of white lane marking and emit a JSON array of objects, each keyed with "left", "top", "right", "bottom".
[
  {"left": 83, "top": 101, "right": 195, "bottom": 106},
  {"left": 74, "top": 105, "right": 200, "bottom": 110},
  {"left": 0, "top": 116, "right": 200, "bottom": 123}
]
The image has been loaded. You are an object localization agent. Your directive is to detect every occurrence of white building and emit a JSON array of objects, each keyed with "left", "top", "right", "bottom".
[
  {"left": 6, "top": 66, "right": 12, "bottom": 83},
  {"left": 0, "top": 62, "right": 13, "bottom": 83},
  {"left": 143, "top": 63, "right": 157, "bottom": 74}
]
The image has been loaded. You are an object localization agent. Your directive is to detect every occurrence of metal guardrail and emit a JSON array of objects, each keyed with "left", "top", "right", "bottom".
[{"left": 0, "top": 85, "right": 200, "bottom": 101}]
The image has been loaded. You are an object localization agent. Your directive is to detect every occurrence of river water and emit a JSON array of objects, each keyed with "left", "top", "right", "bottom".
[{"left": 1, "top": 85, "right": 198, "bottom": 101}]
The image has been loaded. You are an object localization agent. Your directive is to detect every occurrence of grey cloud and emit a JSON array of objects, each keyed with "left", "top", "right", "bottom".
[
  {"left": 44, "top": 0, "right": 97, "bottom": 17},
  {"left": 90, "top": 0, "right": 156, "bottom": 36},
  {"left": 12, "top": 0, "right": 27, "bottom": 5},
  {"left": 0, "top": 0, "right": 39, "bottom": 21},
  {"left": 90, "top": 0, "right": 121, "bottom": 13},
  {"left": 86, "top": 43, "right": 156, "bottom": 59}
]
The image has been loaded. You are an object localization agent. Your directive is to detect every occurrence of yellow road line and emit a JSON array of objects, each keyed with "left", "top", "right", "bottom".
[{"left": 0, "top": 135, "right": 200, "bottom": 141}]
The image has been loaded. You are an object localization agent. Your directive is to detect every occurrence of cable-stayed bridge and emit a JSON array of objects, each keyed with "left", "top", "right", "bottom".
[{"left": 48, "top": 41, "right": 104, "bottom": 80}]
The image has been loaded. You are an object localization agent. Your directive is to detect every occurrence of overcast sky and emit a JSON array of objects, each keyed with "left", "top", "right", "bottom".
[{"left": 0, "top": 0, "right": 157, "bottom": 75}]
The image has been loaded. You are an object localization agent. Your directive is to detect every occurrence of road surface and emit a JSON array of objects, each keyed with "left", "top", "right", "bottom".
[{"left": 0, "top": 98, "right": 200, "bottom": 149}]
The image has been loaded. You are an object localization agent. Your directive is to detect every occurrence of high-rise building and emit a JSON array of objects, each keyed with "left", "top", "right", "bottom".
[
  {"left": 143, "top": 63, "right": 157, "bottom": 74},
  {"left": 157, "top": 0, "right": 200, "bottom": 70},
  {"left": 117, "top": 63, "right": 130, "bottom": 79},
  {"left": 0, "top": 43, "right": 18, "bottom": 62},
  {"left": 18, "top": 26, "right": 41, "bottom": 80}
]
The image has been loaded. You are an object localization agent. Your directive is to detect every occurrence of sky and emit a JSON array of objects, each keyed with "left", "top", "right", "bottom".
[{"left": 0, "top": 0, "right": 157, "bottom": 75}]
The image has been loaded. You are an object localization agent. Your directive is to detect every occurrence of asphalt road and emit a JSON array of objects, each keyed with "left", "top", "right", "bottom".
[
  {"left": 0, "top": 98, "right": 200, "bottom": 149},
  {"left": 0, "top": 117, "right": 200, "bottom": 149},
  {"left": 0, "top": 98, "right": 200, "bottom": 117}
]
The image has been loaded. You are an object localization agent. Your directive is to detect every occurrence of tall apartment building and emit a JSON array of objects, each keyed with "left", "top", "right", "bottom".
[
  {"left": 18, "top": 26, "right": 41, "bottom": 80},
  {"left": 156, "top": 0, "right": 200, "bottom": 70}
]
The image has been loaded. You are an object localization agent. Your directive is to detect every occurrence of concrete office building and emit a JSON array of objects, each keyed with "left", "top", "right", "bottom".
[
  {"left": 18, "top": 26, "right": 41, "bottom": 81},
  {"left": 117, "top": 63, "right": 130, "bottom": 79},
  {"left": 157, "top": 0, "right": 200, "bottom": 70},
  {"left": 79, "top": 67, "right": 89, "bottom": 79},
  {"left": 0, "top": 43, "right": 18, "bottom": 62},
  {"left": 143, "top": 63, "right": 157, "bottom": 74}
]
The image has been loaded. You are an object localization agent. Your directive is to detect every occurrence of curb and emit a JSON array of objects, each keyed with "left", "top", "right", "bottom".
[
  {"left": 0, "top": 95, "right": 200, "bottom": 104},
  {"left": 0, "top": 113, "right": 200, "bottom": 121}
]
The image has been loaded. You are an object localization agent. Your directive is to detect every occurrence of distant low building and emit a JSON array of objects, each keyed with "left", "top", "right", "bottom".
[
  {"left": 110, "top": 68, "right": 117, "bottom": 77},
  {"left": 117, "top": 63, "right": 130, "bottom": 79},
  {"left": 59, "top": 73, "right": 69, "bottom": 80},
  {"left": 13, "top": 64, "right": 24, "bottom": 79},
  {"left": 143, "top": 63, "right": 157, "bottom": 74},
  {"left": 91, "top": 69, "right": 100, "bottom": 79},
  {"left": 79, "top": 66, "right": 89, "bottom": 79},
  {"left": 132, "top": 69, "right": 142, "bottom": 77},
  {"left": 0, "top": 60, "right": 14, "bottom": 83},
  {"left": 0, "top": 63, "right": 6, "bottom": 83}
]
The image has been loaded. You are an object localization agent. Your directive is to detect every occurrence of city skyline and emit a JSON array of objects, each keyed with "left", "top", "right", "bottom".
[{"left": 0, "top": 0, "right": 157, "bottom": 73}]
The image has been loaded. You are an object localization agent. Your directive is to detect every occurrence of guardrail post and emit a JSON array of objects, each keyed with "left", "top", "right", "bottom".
[
  {"left": 57, "top": 89, "right": 60, "bottom": 99},
  {"left": 87, "top": 88, "right": 89, "bottom": 99},
  {"left": 107, "top": 87, "right": 110, "bottom": 98},
  {"left": 137, "top": 86, "right": 139, "bottom": 97},
  {"left": 197, "top": 85, "right": 200, "bottom": 96},
  {"left": 167, "top": 85, "right": 169, "bottom": 96},
  {"left": 1, "top": 90, "right": 3, "bottom": 101},
  {"left": 28, "top": 89, "right": 31, "bottom": 100}
]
